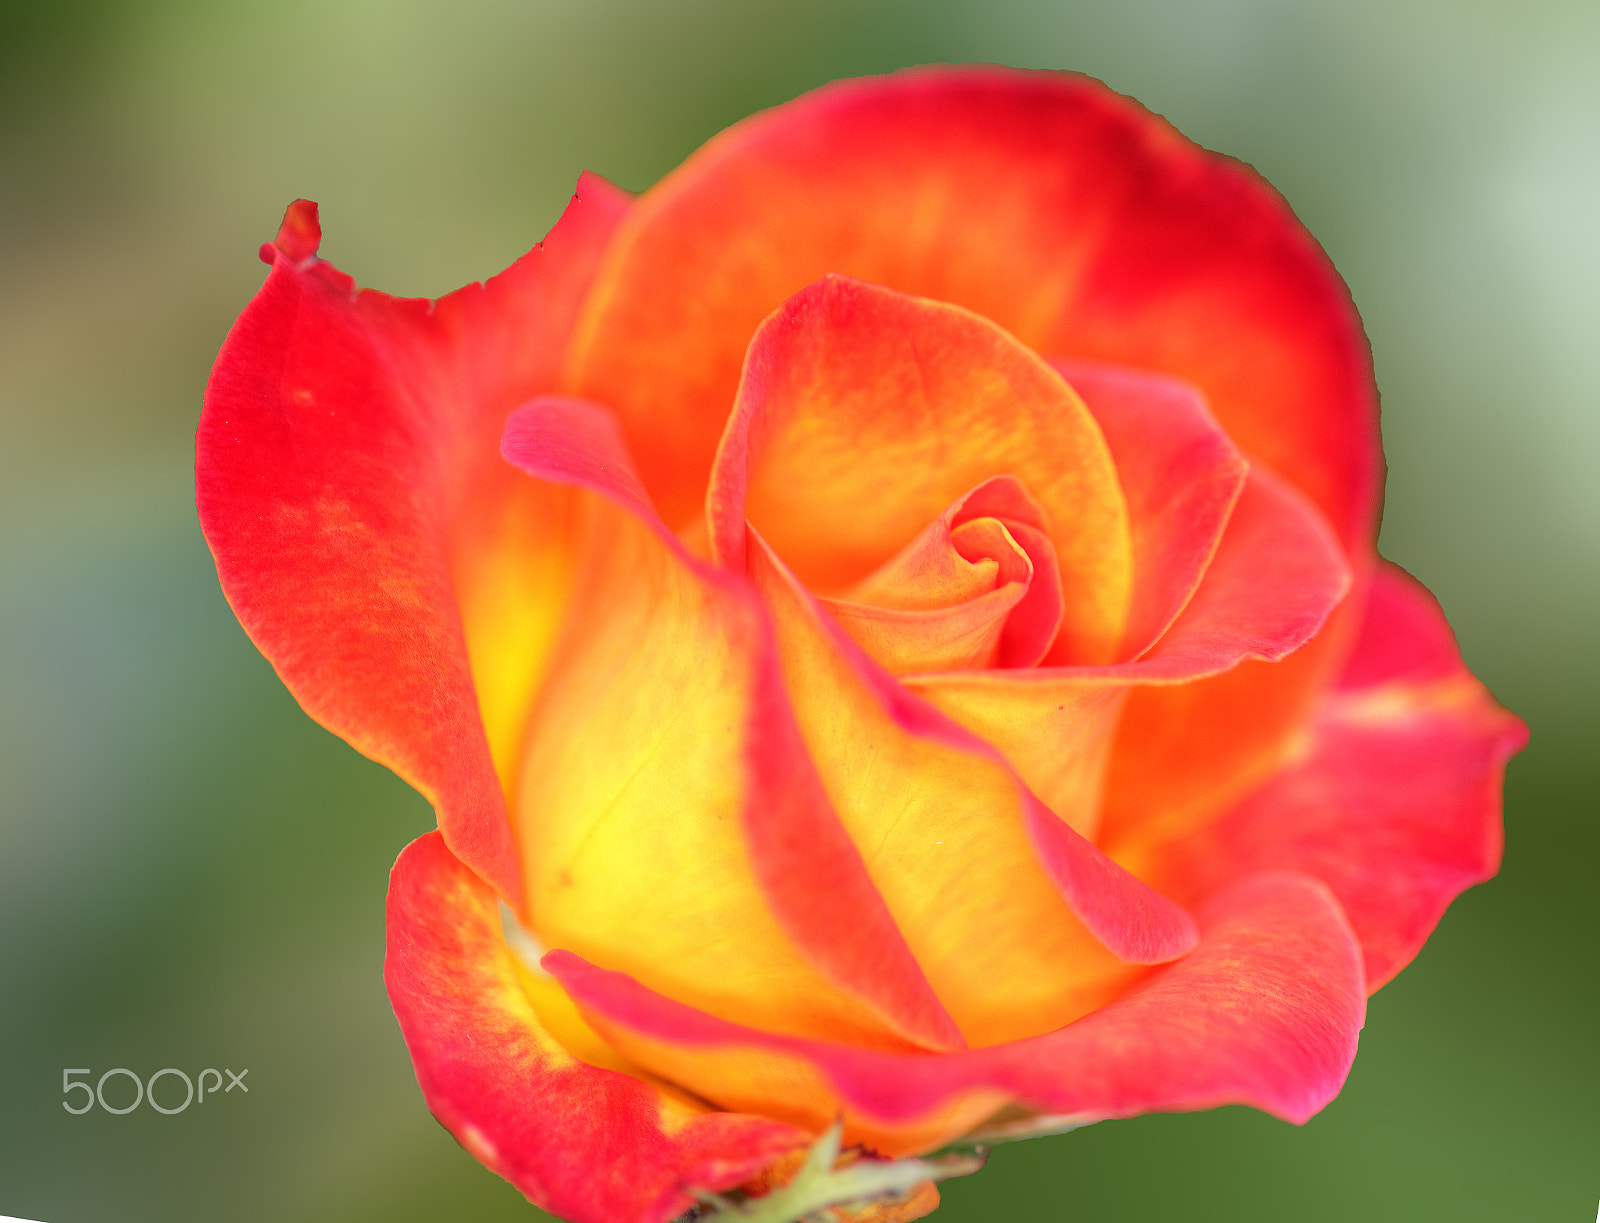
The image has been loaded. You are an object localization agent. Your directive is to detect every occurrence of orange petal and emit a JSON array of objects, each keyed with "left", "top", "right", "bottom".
[
  {"left": 499, "top": 397, "right": 963, "bottom": 1054},
  {"left": 565, "top": 66, "right": 1379, "bottom": 556},
  {"left": 708, "top": 274, "right": 1131, "bottom": 664},
  {"left": 817, "top": 477, "right": 1064, "bottom": 674},
  {"left": 902, "top": 670, "right": 1130, "bottom": 843},
  {"left": 845, "top": 499, "right": 1026, "bottom": 611},
  {"left": 820, "top": 580, "right": 1025, "bottom": 675},
  {"left": 1099, "top": 630, "right": 1348, "bottom": 858}
]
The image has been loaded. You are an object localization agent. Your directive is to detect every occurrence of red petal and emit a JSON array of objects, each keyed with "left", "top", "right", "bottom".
[
  {"left": 1050, "top": 359, "right": 1247, "bottom": 661},
  {"left": 266, "top": 197, "right": 322, "bottom": 264},
  {"left": 546, "top": 870, "right": 1366, "bottom": 1156},
  {"left": 197, "top": 175, "right": 630, "bottom": 905},
  {"left": 386, "top": 830, "right": 807, "bottom": 1223},
  {"left": 988, "top": 520, "right": 1067, "bottom": 668},
  {"left": 567, "top": 66, "right": 1379, "bottom": 554},
  {"left": 1125, "top": 464, "right": 1351, "bottom": 678},
  {"left": 1148, "top": 562, "right": 1528, "bottom": 989},
  {"left": 1336, "top": 559, "right": 1467, "bottom": 690},
  {"left": 500, "top": 397, "right": 964, "bottom": 1053}
]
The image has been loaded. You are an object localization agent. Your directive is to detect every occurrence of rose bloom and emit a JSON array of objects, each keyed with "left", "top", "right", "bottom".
[{"left": 198, "top": 67, "right": 1525, "bottom": 1223}]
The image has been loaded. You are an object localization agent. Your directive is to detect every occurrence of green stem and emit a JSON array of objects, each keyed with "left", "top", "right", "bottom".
[{"left": 695, "top": 1123, "right": 986, "bottom": 1223}]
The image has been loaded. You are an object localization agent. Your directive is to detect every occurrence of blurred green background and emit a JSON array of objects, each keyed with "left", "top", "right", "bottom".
[{"left": 1, "top": 0, "right": 1595, "bottom": 1219}]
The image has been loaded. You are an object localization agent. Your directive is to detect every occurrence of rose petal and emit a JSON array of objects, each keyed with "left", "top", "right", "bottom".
[
  {"left": 817, "top": 478, "right": 1065, "bottom": 674},
  {"left": 743, "top": 526, "right": 1197, "bottom": 1048},
  {"left": 907, "top": 461, "right": 1349, "bottom": 837},
  {"left": 385, "top": 830, "right": 808, "bottom": 1223},
  {"left": 500, "top": 397, "right": 964, "bottom": 1053},
  {"left": 820, "top": 579, "right": 1026, "bottom": 675},
  {"left": 1050, "top": 358, "right": 1248, "bottom": 661},
  {"left": 1118, "top": 463, "right": 1352, "bottom": 678},
  {"left": 843, "top": 478, "right": 1046, "bottom": 611},
  {"left": 1147, "top": 562, "right": 1528, "bottom": 989},
  {"left": 1335, "top": 559, "right": 1470, "bottom": 690},
  {"left": 546, "top": 870, "right": 1366, "bottom": 1157},
  {"left": 708, "top": 274, "right": 1131, "bottom": 664},
  {"left": 986, "top": 519, "right": 1068, "bottom": 668},
  {"left": 566, "top": 66, "right": 1379, "bottom": 554},
  {"left": 1090, "top": 461, "right": 1354, "bottom": 849},
  {"left": 197, "top": 177, "right": 630, "bottom": 905}
]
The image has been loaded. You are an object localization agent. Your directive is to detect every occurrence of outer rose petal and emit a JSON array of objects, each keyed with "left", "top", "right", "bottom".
[
  {"left": 386, "top": 830, "right": 807, "bottom": 1223},
  {"left": 547, "top": 871, "right": 1366, "bottom": 1158},
  {"left": 197, "top": 179, "right": 629, "bottom": 904},
  {"left": 566, "top": 66, "right": 1379, "bottom": 555},
  {"left": 1147, "top": 562, "right": 1529, "bottom": 989},
  {"left": 708, "top": 274, "right": 1132, "bottom": 663},
  {"left": 500, "top": 398, "right": 964, "bottom": 1054}
]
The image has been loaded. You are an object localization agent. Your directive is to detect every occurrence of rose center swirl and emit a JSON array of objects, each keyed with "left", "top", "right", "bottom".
[{"left": 816, "top": 474, "right": 1065, "bottom": 675}]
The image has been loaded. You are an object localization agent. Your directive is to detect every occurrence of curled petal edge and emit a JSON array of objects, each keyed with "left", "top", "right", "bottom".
[
  {"left": 547, "top": 869, "right": 1367, "bottom": 1156},
  {"left": 385, "top": 829, "right": 808, "bottom": 1223},
  {"left": 1149, "top": 560, "right": 1529, "bottom": 990}
]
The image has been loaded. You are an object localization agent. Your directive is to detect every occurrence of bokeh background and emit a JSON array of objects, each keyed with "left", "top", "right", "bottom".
[{"left": 1, "top": 0, "right": 1595, "bottom": 1219}]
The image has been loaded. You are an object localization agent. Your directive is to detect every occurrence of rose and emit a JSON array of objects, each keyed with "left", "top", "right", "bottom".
[
  {"left": 197, "top": 66, "right": 1525, "bottom": 1223},
  {"left": 200, "top": 64, "right": 1525, "bottom": 1221}
]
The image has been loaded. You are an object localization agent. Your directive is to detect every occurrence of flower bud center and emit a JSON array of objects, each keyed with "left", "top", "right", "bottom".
[{"left": 815, "top": 474, "right": 1065, "bottom": 675}]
